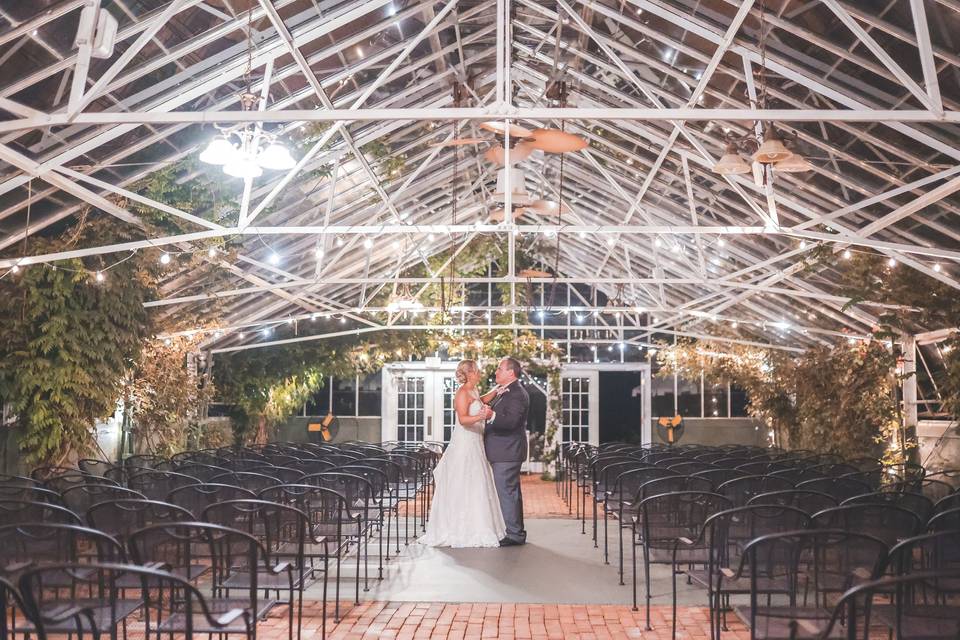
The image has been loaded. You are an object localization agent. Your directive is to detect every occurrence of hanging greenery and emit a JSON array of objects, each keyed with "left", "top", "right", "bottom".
[
  {"left": 656, "top": 337, "right": 900, "bottom": 461},
  {"left": 833, "top": 252, "right": 960, "bottom": 423},
  {"left": 213, "top": 329, "right": 433, "bottom": 445},
  {"left": 125, "top": 334, "right": 216, "bottom": 457},
  {"left": 0, "top": 219, "right": 158, "bottom": 466}
]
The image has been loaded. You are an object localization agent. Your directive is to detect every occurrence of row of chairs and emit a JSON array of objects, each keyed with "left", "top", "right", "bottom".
[
  {"left": 0, "top": 440, "right": 442, "bottom": 640},
  {"left": 556, "top": 442, "right": 960, "bottom": 639}
]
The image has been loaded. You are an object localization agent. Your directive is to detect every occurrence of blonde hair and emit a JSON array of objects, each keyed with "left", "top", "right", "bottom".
[{"left": 455, "top": 359, "right": 478, "bottom": 384}]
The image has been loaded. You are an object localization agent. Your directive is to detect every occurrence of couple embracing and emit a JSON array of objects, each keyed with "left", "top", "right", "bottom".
[{"left": 419, "top": 357, "right": 529, "bottom": 548}]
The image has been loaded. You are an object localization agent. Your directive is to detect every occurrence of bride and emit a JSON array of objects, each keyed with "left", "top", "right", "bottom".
[{"left": 419, "top": 359, "right": 506, "bottom": 547}]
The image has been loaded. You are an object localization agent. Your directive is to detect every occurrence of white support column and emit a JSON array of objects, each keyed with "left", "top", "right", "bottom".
[{"left": 902, "top": 334, "right": 918, "bottom": 434}]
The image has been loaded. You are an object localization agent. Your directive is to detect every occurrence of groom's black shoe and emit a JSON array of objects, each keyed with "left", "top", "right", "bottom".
[{"left": 499, "top": 537, "right": 525, "bottom": 547}]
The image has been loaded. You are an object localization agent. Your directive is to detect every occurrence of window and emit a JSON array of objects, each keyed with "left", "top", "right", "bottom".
[
  {"left": 704, "top": 381, "right": 728, "bottom": 418},
  {"left": 731, "top": 384, "right": 750, "bottom": 417},
  {"left": 305, "top": 378, "right": 330, "bottom": 416},
  {"left": 441, "top": 376, "right": 458, "bottom": 442},
  {"left": 677, "top": 376, "right": 701, "bottom": 417},
  {"left": 561, "top": 377, "right": 590, "bottom": 442},
  {"left": 332, "top": 377, "right": 356, "bottom": 415},
  {"left": 396, "top": 376, "right": 425, "bottom": 441},
  {"left": 652, "top": 374, "right": 675, "bottom": 417},
  {"left": 357, "top": 373, "right": 381, "bottom": 416}
]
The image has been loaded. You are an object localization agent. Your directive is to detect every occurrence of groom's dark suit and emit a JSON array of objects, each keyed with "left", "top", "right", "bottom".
[{"left": 484, "top": 379, "right": 529, "bottom": 544}]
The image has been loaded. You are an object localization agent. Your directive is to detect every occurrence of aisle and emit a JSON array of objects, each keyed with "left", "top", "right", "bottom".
[{"left": 307, "top": 477, "right": 704, "bottom": 607}]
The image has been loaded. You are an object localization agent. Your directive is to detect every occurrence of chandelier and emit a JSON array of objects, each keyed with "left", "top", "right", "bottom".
[
  {"left": 386, "top": 284, "right": 425, "bottom": 313},
  {"left": 199, "top": 4, "right": 297, "bottom": 179},
  {"left": 712, "top": 0, "right": 811, "bottom": 176},
  {"left": 200, "top": 104, "right": 297, "bottom": 179}
]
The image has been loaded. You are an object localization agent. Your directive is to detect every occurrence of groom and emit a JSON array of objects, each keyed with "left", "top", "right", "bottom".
[{"left": 482, "top": 356, "right": 529, "bottom": 546}]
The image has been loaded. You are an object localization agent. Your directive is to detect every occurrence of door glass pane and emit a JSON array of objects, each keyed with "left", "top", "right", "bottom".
[
  {"left": 333, "top": 377, "right": 356, "bottom": 415},
  {"left": 442, "top": 376, "right": 458, "bottom": 442},
  {"left": 358, "top": 372, "right": 382, "bottom": 416},
  {"left": 396, "top": 376, "right": 426, "bottom": 442},
  {"left": 562, "top": 377, "right": 590, "bottom": 442}
]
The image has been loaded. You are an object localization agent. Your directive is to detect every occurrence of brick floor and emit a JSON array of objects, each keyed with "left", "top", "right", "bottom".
[
  {"left": 401, "top": 475, "right": 573, "bottom": 519},
  {"left": 299, "top": 601, "right": 749, "bottom": 640}
]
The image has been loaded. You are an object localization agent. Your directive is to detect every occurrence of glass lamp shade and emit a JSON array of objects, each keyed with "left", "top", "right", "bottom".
[
  {"left": 773, "top": 154, "right": 813, "bottom": 173},
  {"left": 223, "top": 152, "right": 264, "bottom": 179},
  {"left": 199, "top": 136, "right": 236, "bottom": 165},
  {"left": 713, "top": 151, "right": 751, "bottom": 175},
  {"left": 257, "top": 142, "right": 296, "bottom": 170},
  {"left": 752, "top": 136, "right": 793, "bottom": 164}
]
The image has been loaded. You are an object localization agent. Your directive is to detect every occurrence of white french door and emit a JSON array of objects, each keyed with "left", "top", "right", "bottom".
[{"left": 381, "top": 362, "right": 459, "bottom": 444}]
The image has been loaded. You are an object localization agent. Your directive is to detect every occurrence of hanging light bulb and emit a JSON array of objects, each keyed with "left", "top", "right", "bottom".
[
  {"left": 257, "top": 142, "right": 296, "bottom": 170},
  {"left": 363, "top": 238, "right": 374, "bottom": 249},
  {"left": 933, "top": 263, "right": 942, "bottom": 272},
  {"left": 207, "top": 247, "right": 218, "bottom": 258},
  {"left": 773, "top": 154, "right": 813, "bottom": 172},
  {"left": 713, "top": 143, "right": 751, "bottom": 175},
  {"left": 268, "top": 252, "right": 281, "bottom": 265},
  {"left": 842, "top": 249, "right": 852, "bottom": 260},
  {"left": 887, "top": 257, "right": 897, "bottom": 268},
  {"left": 199, "top": 135, "right": 236, "bottom": 165},
  {"left": 752, "top": 133, "right": 793, "bottom": 164},
  {"left": 95, "top": 270, "right": 105, "bottom": 282},
  {"left": 160, "top": 253, "right": 172, "bottom": 265},
  {"left": 224, "top": 150, "right": 263, "bottom": 179}
]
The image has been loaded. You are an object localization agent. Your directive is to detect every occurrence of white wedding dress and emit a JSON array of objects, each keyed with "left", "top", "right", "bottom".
[{"left": 419, "top": 389, "right": 506, "bottom": 547}]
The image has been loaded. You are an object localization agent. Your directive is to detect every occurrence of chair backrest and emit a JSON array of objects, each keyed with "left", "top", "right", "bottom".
[
  {"left": 841, "top": 490, "right": 934, "bottom": 523},
  {"left": 932, "top": 492, "right": 960, "bottom": 514},
  {"left": 258, "top": 483, "right": 351, "bottom": 539},
  {"left": 202, "top": 499, "right": 313, "bottom": 566},
  {"left": 927, "top": 506, "right": 960, "bottom": 532},
  {"left": 86, "top": 498, "right": 193, "bottom": 542},
  {"left": 17, "top": 562, "right": 252, "bottom": 638},
  {"left": 128, "top": 521, "right": 266, "bottom": 587},
  {"left": 170, "top": 462, "right": 231, "bottom": 481},
  {"left": 885, "top": 530, "right": 960, "bottom": 577},
  {"left": 796, "top": 476, "right": 873, "bottom": 502},
  {"left": 0, "top": 484, "right": 61, "bottom": 503},
  {"left": 166, "top": 483, "right": 257, "bottom": 516},
  {"left": 637, "top": 491, "right": 732, "bottom": 547},
  {"left": 77, "top": 459, "right": 115, "bottom": 478},
  {"left": 822, "top": 569, "right": 960, "bottom": 640},
  {"left": 0, "top": 522, "right": 126, "bottom": 570},
  {"left": 0, "top": 498, "right": 80, "bottom": 524},
  {"left": 926, "top": 469, "right": 960, "bottom": 489},
  {"left": 747, "top": 489, "right": 838, "bottom": 514},
  {"left": 812, "top": 504, "right": 923, "bottom": 547},
  {"left": 738, "top": 528, "right": 888, "bottom": 619},
  {"left": 61, "top": 484, "right": 146, "bottom": 521},
  {"left": 127, "top": 470, "right": 200, "bottom": 501},
  {"left": 247, "top": 464, "right": 304, "bottom": 484},
  {"left": 209, "top": 471, "right": 281, "bottom": 493},
  {"left": 700, "top": 504, "right": 812, "bottom": 572}
]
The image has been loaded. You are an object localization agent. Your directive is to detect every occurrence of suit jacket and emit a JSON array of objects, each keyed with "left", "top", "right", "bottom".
[{"left": 483, "top": 380, "right": 529, "bottom": 463}]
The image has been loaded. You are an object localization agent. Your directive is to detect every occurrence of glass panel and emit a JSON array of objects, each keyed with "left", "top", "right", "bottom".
[
  {"left": 652, "top": 373, "right": 675, "bottom": 417},
  {"left": 332, "top": 377, "right": 356, "bottom": 415},
  {"left": 442, "top": 376, "right": 458, "bottom": 442},
  {"left": 704, "top": 382, "right": 728, "bottom": 418},
  {"left": 396, "top": 376, "right": 425, "bottom": 442},
  {"left": 304, "top": 378, "right": 330, "bottom": 416},
  {"left": 357, "top": 372, "right": 381, "bottom": 416},
  {"left": 561, "top": 377, "right": 590, "bottom": 442},
  {"left": 677, "top": 376, "right": 701, "bottom": 418},
  {"left": 731, "top": 385, "right": 750, "bottom": 417}
]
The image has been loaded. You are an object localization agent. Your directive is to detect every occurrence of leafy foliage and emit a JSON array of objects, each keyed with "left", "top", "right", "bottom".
[
  {"left": 126, "top": 335, "right": 215, "bottom": 457},
  {"left": 657, "top": 337, "right": 898, "bottom": 461},
  {"left": 0, "top": 221, "right": 156, "bottom": 466},
  {"left": 833, "top": 252, "right": 960, "bottom": 423}
]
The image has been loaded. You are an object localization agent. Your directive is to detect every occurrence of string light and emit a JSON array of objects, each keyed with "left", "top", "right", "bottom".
[
  {"left": 207, "top": 247, "right": 217, "bottom": 258},
  {"left": 800, "top": 240, "right": 807, "bottom": 250},
  {"left": 363, "top": 238, "right": 374, "bottom": 249},
  {"left": 842, "top": 249, "right": 852, "bottom": 260},
  {"left": 654, "top": 237, "right": 662, "bottom": 248},
  {"left": 718, "top": 238, "right": 726, "bottom": 247},
  {"left": 268, "top": 252, "right": 281, "bottom": 265},
  {"left": 163, "top": 338, "right": 172, "bottom": 346},
  {"left": 160, "top": 253, "right": 171, "bottom": 265},
  {"left": 606, "top": 237, "right": 616, "bottom": 247},
  {"left": 933, "top": 263, "right": 942, "bottom": 272},
  {"left": 95, "top": 271, "right": 105, "bottom": 282},
  {"left": 887, "top": 257, "right": 896, "bottom": 267},
  {"left": 336, "top": 237, "right": 345, "bottom": 247}
]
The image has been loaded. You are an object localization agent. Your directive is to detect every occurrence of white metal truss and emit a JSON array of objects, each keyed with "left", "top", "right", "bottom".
[{"left": 0, "top": 0, "right": 958, "bottom": 354}]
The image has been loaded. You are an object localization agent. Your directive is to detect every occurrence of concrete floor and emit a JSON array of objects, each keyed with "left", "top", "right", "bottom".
[{"left": 309, "top": 518, "right": 709, "bottom": 606}]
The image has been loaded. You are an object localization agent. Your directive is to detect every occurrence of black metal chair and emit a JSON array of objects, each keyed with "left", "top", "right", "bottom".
[
  {"left": 18, "top": 562, "right": 257, "bottom": 640},
  {"left": 631, "top": 490, "right": 732, "bottom": 628},
  {"left": 259, "top": 483, "right": 355, "bottom": 621},
  {"left": 748, "top": 489, "right": 838, "bottom": 515},
  {"left": 679, "top": 504, "right": 812, "bottom": 640},
  {"left": 203, "top": 499, "right": 330, "bottom": 640},
  {"left": 166, "top": 482, "right": 256, "bottom": 517},
  {"left": 841, "top": 490, "right": 935, "bottom": 524},
  {"left": 0, "top": 499, "right": 80, "bottom": 525},
  {"left": 811, "top": 503, "right": 923, "bottom": 547},
  {"left": 60, "top": 484, "right": 146, "bottom": 523},
  {"left": 86, "top": 498, "right": 193, "bottom": 547},
  {"left": 126, "top": 469, "right": 199, "bottom": 500},
  {"left": 927, "top": 506, "right": 960, "bottom": 532},
  {"left": 730, "top": 529, "right": 888, "bottom": 640}
]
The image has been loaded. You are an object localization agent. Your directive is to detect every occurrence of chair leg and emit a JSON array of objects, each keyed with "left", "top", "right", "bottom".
[
  {"left": 643, "top": 545, "right": 652, "bottom": 631},
  {"left": 631, "top": 523, "right": 638, "bottom": 612},
  {"left": 603, "top": 499, "right": 609, "bottom": 564}
]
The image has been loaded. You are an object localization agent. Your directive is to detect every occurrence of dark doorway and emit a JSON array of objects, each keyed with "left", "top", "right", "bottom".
[{"left": 599, "top": 371, "right": 643, "bottom": 444}]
